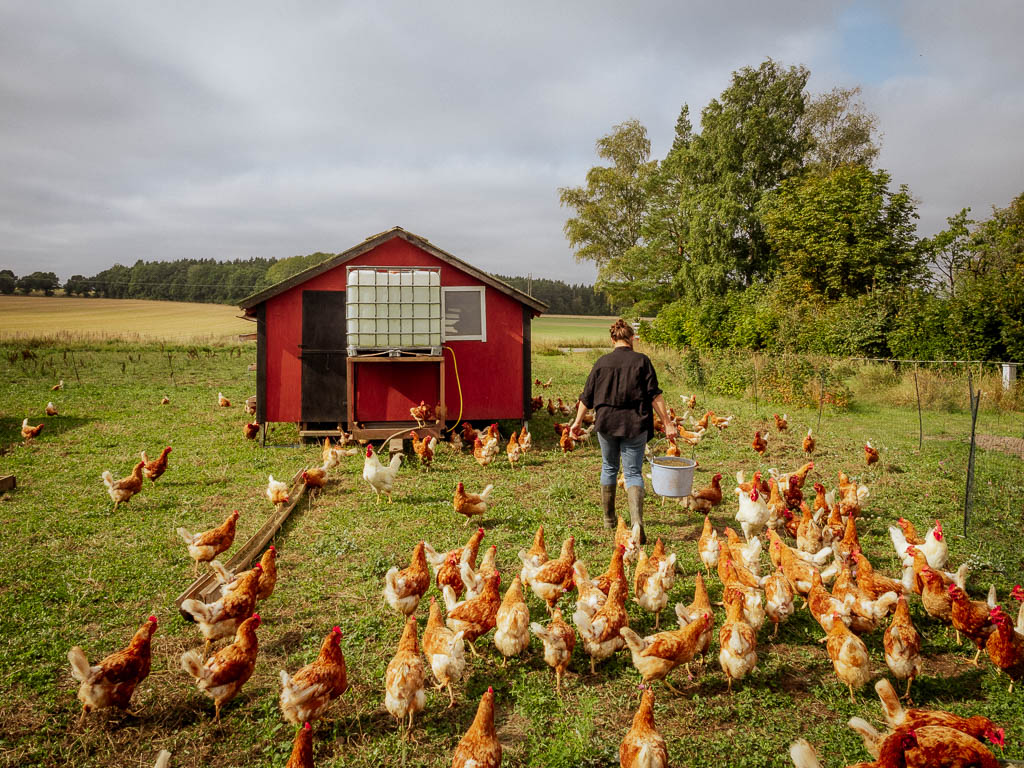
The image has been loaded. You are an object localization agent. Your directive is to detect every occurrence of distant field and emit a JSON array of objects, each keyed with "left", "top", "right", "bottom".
[
  {"left": 0, "top": 296, "right": 253, "bottom": 342},
  {"left": 0, "top": 297, "right": 611, "bottom": 345},
  {"left": 532, "top": 314, "right": 614, "bottom": 344}
]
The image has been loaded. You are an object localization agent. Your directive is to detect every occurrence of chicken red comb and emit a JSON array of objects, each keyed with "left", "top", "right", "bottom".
[
  {"left": 303, "top": 722, "right": 311, "bottom": 731},
  {"left": 269, "top": 545, "right": 275, "bottom": 552},
  {"left": 1012, "top": 585, "right": 1024, "bottom": 601},
  {"left": 332, "top": 625, "right": 341, "bottom": 634},
  {"left": 255, "top": 563, "right": 263, "bottom": 570},
  {"left": 487, "top": 686, "right": 493, "bottom": 693},
  {"left": 986, "top": 727, "right": 1005, "bottom": 747},
  {"left": 478, "top": 527, "right": 484, "bottom": 534},
  {"left": 148, "top": 615, "right": 157, "bottom": 623}
]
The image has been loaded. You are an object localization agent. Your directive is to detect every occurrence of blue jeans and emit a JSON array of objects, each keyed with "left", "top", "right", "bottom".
[{"left": 598, "top": 433, "right": 646, "bottom": 488}]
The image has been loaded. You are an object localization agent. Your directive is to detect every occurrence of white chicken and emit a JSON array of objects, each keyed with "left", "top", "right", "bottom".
[
  {"left": 889, "top": 519, "right": 948, "bottom": 570},
  {"left": 362, "top": 444, "right": 403, "bottom": 503},
  {"left": 735, "top": 486, "right": 770, "bottom": 541},
  {"left": 571, "top": 561, "right": 606, "bottom": 621},
  {"left": 266, "top": 475, "right": 290, "bottom": 506}
]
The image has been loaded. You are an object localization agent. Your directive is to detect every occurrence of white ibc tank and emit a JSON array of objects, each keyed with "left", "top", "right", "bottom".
[{"left": 346, "top": 267, "right": 441, "bottom": 350}]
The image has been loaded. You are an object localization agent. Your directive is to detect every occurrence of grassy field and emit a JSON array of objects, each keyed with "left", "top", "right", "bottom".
[
  {"left": 0, "top": 296, "right": 254, "bottom": 343},
  {"left": 0, "top": 341, "right": 1022, "bottom": 768},
  {"left": 0, "top": 296, "right": 612, "bottom": 347}
]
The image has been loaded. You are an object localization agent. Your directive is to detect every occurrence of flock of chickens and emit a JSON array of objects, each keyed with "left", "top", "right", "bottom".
[{"left": 40, "top": 375, "right": 1024, "bottom": 768}]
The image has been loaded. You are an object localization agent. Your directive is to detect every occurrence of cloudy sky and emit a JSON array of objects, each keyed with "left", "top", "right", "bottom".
[{"left": 2, "top": 1, "right": 1022, "bottom": 283}]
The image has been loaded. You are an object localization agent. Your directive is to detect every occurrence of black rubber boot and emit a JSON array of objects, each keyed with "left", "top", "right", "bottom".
[
  {"left": 627, "top": 484, "right": 646, "bottom": 545},
  {"left": 601, "top": 484, "right": 617, "bottom": 529}
]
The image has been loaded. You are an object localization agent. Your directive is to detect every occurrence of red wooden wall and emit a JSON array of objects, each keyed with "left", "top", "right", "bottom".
[{"left": 262, "top": 237, "right": 527, "bottom": 424}]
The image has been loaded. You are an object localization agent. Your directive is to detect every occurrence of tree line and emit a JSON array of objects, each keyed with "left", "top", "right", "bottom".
[
  {"left": 560, "top": 58, "right": 1024, "bottom": 363},
  {"left": 0, "top": 255, "right": 610, "bottom": 315}
]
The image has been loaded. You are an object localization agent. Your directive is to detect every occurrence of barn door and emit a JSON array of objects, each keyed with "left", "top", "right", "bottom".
[{"left": 300, "top": 290, "right": 347, "bottom": 424}]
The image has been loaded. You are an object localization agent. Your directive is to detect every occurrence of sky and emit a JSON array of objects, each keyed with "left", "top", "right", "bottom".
[{"left": 1, "top": 1, "right": 1022, "bottom": 283}]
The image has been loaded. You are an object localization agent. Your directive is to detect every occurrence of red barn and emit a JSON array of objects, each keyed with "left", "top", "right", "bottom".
[{"left": 239, "top": 227, "right": 547, "bottom": 440}]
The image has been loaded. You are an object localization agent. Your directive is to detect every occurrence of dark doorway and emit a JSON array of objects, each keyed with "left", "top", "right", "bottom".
[{"left": 300, "top": 290, "right": 347, "bottom": 423}]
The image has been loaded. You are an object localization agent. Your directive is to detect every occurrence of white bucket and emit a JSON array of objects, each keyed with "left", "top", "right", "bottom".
[{"left": 649, "top": 456, "right": 697, "bottom": 498}]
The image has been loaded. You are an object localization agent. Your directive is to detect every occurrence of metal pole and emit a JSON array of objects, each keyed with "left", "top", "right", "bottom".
[
  {"left": 963, "top": 370, "right": 981, "bottom": 537},
  {"left": 752, "top": 355, "right": 758, "bottom": 419},
  {"left": 816, "top": 371, "right": 826, "bottom": 433},
  {"left": 914, "top": 364, "right": 923, "bottom": 451}
]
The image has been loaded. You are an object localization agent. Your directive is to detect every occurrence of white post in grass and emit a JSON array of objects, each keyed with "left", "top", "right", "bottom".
[{"left": 1001, "top": 363, "right": 1017, "bottom": 392}]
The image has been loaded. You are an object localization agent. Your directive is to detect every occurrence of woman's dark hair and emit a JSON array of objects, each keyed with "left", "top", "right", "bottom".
[{"left": 610, "top": 318, "right": 635, "bottom": 342}]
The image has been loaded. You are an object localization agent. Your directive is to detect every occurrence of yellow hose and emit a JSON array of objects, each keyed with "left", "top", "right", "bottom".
[{"left": 442, "top": 345, "right": 463, "bottom": 433}]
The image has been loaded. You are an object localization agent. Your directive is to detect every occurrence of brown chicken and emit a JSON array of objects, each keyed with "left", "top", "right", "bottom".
[
  {"left": 665, "top": 436, "right": 681, "bottom": 457},
  {"left": 178, "top": 510, "right": 239, "bottom": 573},
  {"left": 68, "top": 615, "right": 157, "bottom": 725},
  {"left": 51, "top": 379, "right": 64, "bottom": 391},
  {"left": 675, "top": 572, "right": 716, "bottom": 662},
  {"left": 21, "top": 418, "right": 44, "bottom": 441},
  {"left": 685, "top": 473, "right": 723, "bottom": 513},
  {"left": 431, "top": 528, "right": 485, "bottom": 598},
  {"left": 384, "top": 541, "right": 430, "bottom": 616},
  {"left": 518, "top": 525, "right": 548, "bottom": 581},
  {"left": 422, "top": 597, "right": 466, "bottom": 707},
  {"left": 279, "top": 626, "right": 348, "bottom": 725},
  {"left": 530, "top": 395, "right": 544, "bottom": 414},
  {"left": 446, "top": 570, "right": 502, "bottom": 654},
  {"left": 949, "top": 584, "right": 996, "bottom": 664},
  {"left": 896, "top": 517, "right": 923, "bottom": 545},
  {"left": 865, "top": 441, "right": 880, "bottom": 466},
  {"left": 384, "top": 616, "right": 426, "bottom": 737},
  {"left": 825, "top": 611, "right": 871, "bottom": 703},
  {"left": 622, "top": 612, "right": 712, "bottom": 693},
  {"left": 874, "top": 678, "right": 1003, "bottom": 746},
  {"left": 243, "top": 422, "right": 260, "bottom": 440},
  {"left": 796, "top": 501, "right": 824, "bottom": 554},
  {"left": 785, "top": 460, "right": 817, "bottom": 489},
  {"left": 181, "top": 613, "right": 261, "bottom": 721},
  {"left": 559, "top": 427, "right": 575, "bottom": 454},
  {"left": 181, "top": 563, "right": 262, "bottom": 655},
  {"left": 736, "top": 470, "right": 770, "bottom": 496},
  {"left": 460, "top": 422, "right": 480, "bottom": 443},
  {"left": 101, "top": 461, "right": 145, "bottom": 510},
  {"left": 494, "top": 576, "right": 531, "bottom": 665},
  {"left": 531, "top": 607, "right": 576, "bottom": 694},
  {"left": 409, "top": 400, "right": 434, "bottom": 425},
  {"left": 853, "top": 550, "right": 904, "bottom": 600},
  {"left": 505, "top": 430, "right": 521, "bottom": 468},
  {"left": 523, "top": 535, "right": 576, "bottom": 610},
  {"left": 575, "top": 576, "right": 629, "bottom": 674},
  {"left": 454, "top": 482, "right": 494, "bottom": 524},
  {"left": 619, "top": 688, "right": 668, "bottom": 768},
  {"left": 256, "top": 545, "right": 277, "bottom": 601},
  {"left": 517, "top": 425, "right": 532, "bottom": 453},
  {"left": 301, "top": 467, "right": 327, "bottom": 491},
  {"left": 473, "top": 436, "right": 498, "bottom": 467},
  {"left": 218, "top": 392, "right": 231, "bottom": 407},
  {"left": 452, "top": 686, "right": 502, "bottom": 768},
  {"left": 773, "top": 413, "right": 788, "bottom": 431},
  {"left": 595, "top": 544, "right": 626, "bottom": 596},
  {"left": 285, "top": 722, "right": 314, "bottom": 768},
  {"left": 752, "top": 430, "right": 767, "bottom": 456},
  {"left": 140, "top": 446, "right": 171, "bottom": 481},
  {"left": 985, "top": 606, "right": 1024, "bottom": 692},
  {"left": 409, "top": 430, "right": 436, "bottom": 468},
  {"left": 919, "top": 568, "right": 954, "bottom": 623},
  {"left": 802, "top": 429, "right": 815, "bottom": 454},
  {"left": 883, "top": 596, "right": 923, "bottom": 698}
]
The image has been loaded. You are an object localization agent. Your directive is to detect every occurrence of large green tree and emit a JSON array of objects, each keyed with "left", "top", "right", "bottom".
[
  {"left": 758, "top": 164, "right": 923, "bottom": 301},
  {"left": 801, "top": 86, "right": 880, "bottom": 173},
  {"left": 0, "top": 269, "right": 15, "bottom": 295},
  {"left": 558, "top": 119, "right": 658, "bottom": 309}
]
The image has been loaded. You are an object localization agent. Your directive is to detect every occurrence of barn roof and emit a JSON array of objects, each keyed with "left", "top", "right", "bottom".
[{"left": 239, "top": 227, "right": 548, "bottom": 314}]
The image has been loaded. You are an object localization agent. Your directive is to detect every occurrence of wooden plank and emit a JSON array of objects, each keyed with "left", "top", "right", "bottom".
[
  {"left": 174, "top": 477, "right": 307, "bottom": 620},
  {"left": 238, "top": 332, "right": 257, "bottom": 342},
  {"left": 0, "top": 475, "right": 15, "bottom": 492},
  {"left": 299, "top": 429, "right": 343, "bottom": 438}
]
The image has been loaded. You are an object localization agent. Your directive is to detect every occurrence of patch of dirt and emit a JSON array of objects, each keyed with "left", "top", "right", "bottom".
[{"left": 927, "top": 433, "right": 1024, "bottom": 459}]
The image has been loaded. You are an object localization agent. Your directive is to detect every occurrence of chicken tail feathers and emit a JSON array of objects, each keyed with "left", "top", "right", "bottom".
[
  {"left": 847, "top": 717, "right": 883, "bottom": 759},
  {"left": 68, "top": 646, "right": 90, "bottom": 682},
  {"left": 789, "top": 739, "right": 823, "bottom": 768},
  {"left": 180, "top": 649, "right": 204, "bottom": 679},
  {"left": 180, "top": 598, "right": 210, "bottom": 624},
  {"left": 153, "top": 750, "right": 171, "bottom": 768},
  {"left": 479, "top": 484, "right": 494, "bottom": 501},
  {"left": 874, "top": 678, "right": 904, "bottom": 726},
  {"left": 209, "top": 560, "right": 234, "bottom": 585},
  {"left": 176, "top": 527, "right": 195, "bottom": 545},
  {"left": 101, "top": 471, "right": 114, "bottom": 489}
]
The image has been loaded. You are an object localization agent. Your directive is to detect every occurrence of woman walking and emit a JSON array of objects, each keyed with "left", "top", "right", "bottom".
[{"left": 570, "top": 319, "right": 675, "bottom": 543}]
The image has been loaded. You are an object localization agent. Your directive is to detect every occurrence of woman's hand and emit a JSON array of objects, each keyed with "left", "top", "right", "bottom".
[{"left": 664, "top": 420, "right": 678, "bottom": 439}]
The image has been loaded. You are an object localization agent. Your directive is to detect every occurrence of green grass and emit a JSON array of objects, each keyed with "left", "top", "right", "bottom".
[
  {"left": 0, "top": 342, "right": 1022, "bottom": 767},
  {"left": 532, "top": 315, "right": 615, "bottom": 346}
]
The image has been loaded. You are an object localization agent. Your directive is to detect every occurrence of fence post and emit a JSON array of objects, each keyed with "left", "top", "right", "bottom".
[
  {"left": 816, "top": 369, "right": 826, "bottom": 433},
  {"left": 914, "top": 364, "right": 923, "bottom": 451},
  {"left": 963, "top": 370, "right": 981, "bottom": 537},
  {"left": 752, "top": 354, "right": 759, "bottom": 419}
]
